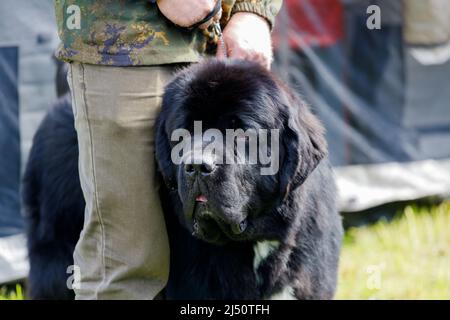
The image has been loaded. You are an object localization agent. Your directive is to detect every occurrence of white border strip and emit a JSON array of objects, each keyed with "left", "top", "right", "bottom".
[
  {"left": 336, "top": 158, "right": 450, "bottom": 212},
  {"left": 0, "top": 233, "right": 29, "bottom": 284}
]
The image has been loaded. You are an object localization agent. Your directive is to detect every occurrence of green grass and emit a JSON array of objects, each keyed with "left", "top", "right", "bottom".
[
  {"left": 1, "top": 202, "right": 449, "bottom": 300},
  {"left": 336, "top": 201, "right": 450, "bottom": 300},
  {"left": 0, "top": 284, "right": 24, "bottom": 300}
]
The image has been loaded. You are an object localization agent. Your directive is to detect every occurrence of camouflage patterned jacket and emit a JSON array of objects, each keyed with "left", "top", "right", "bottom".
[{"left": 54, "top": 0, "right": 282, "bottom": 66}]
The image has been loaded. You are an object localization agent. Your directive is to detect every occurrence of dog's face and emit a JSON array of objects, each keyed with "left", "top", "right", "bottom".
[{"left": 156, "top": 60, "right": 327, "bottom": 245}]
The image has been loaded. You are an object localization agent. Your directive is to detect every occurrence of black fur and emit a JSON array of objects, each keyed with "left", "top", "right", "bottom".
[
  {"left": 157, "top": 59, "right": 342, "bottom": 299},
  {"left": 23, "top": 94, "right": 84, "bottom": 299},
  {"left": 24, "top": 59, "right": 343, "bottom": 300}
]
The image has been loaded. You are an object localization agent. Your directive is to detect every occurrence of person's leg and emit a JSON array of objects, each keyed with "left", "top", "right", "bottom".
[{"left": 68, "top": 63, "right": 174, "bottom": 299}]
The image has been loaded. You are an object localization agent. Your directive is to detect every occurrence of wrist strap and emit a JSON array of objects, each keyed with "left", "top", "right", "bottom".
[{"left": 189, "top": 0, "right": 222, "bottom": 29}]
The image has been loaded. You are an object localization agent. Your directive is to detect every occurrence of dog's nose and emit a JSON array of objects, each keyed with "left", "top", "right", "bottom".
[{"left": 184, "top": 157, "right": 216, "bottom": 176}]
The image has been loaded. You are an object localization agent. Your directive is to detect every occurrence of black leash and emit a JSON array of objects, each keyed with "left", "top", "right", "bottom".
[
  {"left": 156, "top": 0, "right": 227, "bottom": 57},
  {"left": 190, "top": 0, "right": 228, "bottom": 58},
  {"left": 189, "top": 0, "right": 222, "bottom": 29}
]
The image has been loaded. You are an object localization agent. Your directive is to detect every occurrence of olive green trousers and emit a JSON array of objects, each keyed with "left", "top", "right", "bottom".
[{"left": 68, "top": 62, "right": 174, "bottom": 299}]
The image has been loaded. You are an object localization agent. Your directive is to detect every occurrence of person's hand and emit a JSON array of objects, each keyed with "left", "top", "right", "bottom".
[
  {"left": 157, "top": 0, "right": 222, "bottom": 29},
  {"left": 216, "top": 12, "right": 272, "bottom": 69}
]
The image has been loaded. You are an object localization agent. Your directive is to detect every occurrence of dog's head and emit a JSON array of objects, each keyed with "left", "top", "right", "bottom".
[{"left": 156, "top": 59, "right": 327, "bottom": 245}]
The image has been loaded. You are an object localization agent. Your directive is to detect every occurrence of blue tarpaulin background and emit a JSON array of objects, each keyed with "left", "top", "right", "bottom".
[
  {"left": 0, "top": 0, "right": 58, "bottom": 282},
  {"left": 0, "top": 47, "right": 21, "bottom": 237}
]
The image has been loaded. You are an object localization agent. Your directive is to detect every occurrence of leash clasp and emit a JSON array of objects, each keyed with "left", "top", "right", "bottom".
[{"left": 204, "top": 21, "right": 227, "bottom": 57}]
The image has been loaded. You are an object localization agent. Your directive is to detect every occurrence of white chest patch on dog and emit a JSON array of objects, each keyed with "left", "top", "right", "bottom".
[
  {"left": 253, "top": 240, "right": 280, "bottom": 272},
  {"left": 269, "top": 286, "right": 296, "bottom": 300}
]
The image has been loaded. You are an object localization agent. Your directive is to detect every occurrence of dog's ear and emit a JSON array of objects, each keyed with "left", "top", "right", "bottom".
[
  {"left": 279, "top": 94, "right": 328, "bottom": 200},
  {"left": 155, "top": 89, "right": 177, "bottom": 191}
]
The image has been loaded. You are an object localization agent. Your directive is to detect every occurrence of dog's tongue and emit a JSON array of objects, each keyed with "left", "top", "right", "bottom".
[{"left": 195, "top": 195, "right": 208, "bottom": 203}]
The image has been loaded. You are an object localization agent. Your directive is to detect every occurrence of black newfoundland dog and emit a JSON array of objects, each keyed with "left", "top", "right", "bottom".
[{"left": 23, "top": 59, "right": 343, "bottom": 300}]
